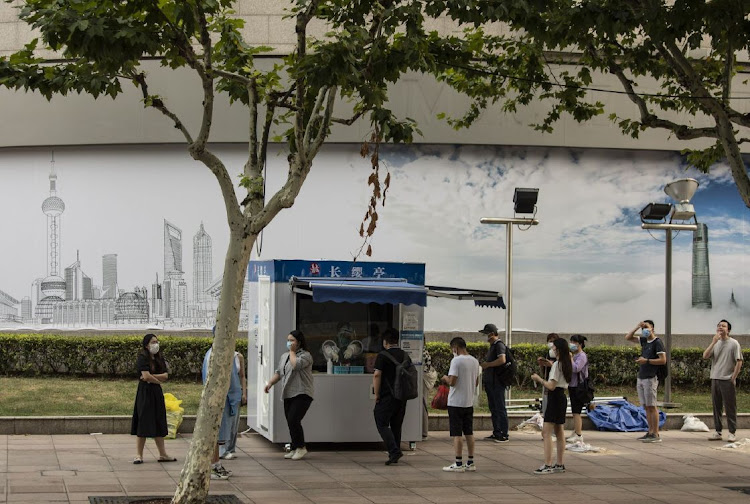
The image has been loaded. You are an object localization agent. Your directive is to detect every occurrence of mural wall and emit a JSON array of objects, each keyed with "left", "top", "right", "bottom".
[{"left": 0, "top": 144, "right": 747, "bottom": 334}]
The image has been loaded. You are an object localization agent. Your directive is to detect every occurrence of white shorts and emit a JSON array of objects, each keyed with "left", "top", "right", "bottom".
[{"left": 637, "top": 377, "right": 658, "bottom": 407}]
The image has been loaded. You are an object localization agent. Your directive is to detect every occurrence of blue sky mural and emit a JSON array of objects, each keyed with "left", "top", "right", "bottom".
[{"left": 0, "top": 144, "right": 747, "bottom": 333}]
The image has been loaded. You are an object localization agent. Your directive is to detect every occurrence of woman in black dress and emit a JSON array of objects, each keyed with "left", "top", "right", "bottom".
[{"left": 131, "top": 334, "right": 176, "bottom": 464}]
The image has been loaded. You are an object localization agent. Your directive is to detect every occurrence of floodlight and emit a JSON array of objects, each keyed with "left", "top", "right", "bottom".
[
  {"left": 513, "top": 187, "right": 539, "bottom": 214},
  {"left": 640, "top": 203, "right": 672, "bottom": 222},
  {"left": 664, "top": 178, "right": 699, "bottom": 221},
  {"left": 664, "top": 178, "right": 699, "bottom": 203}
]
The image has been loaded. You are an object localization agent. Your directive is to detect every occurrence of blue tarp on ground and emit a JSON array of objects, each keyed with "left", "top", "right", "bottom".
[{"left": 587, "top": 399, "right": 667, "bottom": 432}]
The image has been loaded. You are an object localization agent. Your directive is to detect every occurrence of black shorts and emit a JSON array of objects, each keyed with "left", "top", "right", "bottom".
[
  {"left": 447, "top": 406, "right": 474, "bottom": 436},
  {"left": 569, "top": 386, "right": 584, "bottom": 414},
  {"left": 543, "top": 388, "right": 567, "bottom": 425}
]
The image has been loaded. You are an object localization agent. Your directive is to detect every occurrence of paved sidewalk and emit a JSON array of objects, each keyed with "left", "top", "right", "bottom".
[{"left": 1, "top": 429, "right": 749, "bottom": 504}]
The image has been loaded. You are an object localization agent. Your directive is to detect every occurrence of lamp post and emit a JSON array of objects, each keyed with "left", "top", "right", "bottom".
[
  {"left": 480, "top": 187, "right": 539, "bottom": 352},
  {"left": 640, "top": 178, "right": 699, "bottom": 406}
]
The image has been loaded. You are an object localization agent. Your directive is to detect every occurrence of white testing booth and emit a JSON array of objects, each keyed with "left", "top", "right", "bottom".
[{"left": 246, "top": 259, "right": 504, "bottom": 446}]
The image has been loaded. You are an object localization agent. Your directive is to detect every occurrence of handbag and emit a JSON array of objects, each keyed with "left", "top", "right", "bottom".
[
  {"left": 577, "top": 374, "right": 595, "bottom": 404},
  {"left": 431, "top": 384, "right": 449, "bottom": 410}
]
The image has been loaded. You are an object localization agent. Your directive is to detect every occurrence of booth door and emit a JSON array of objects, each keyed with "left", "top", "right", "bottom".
[{"left": 257, "top": 275, "right": 272, "bottom": 433}]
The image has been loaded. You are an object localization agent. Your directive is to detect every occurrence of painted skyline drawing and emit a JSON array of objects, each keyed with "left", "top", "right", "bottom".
[{"left": 0, "top": 144, "right": 746, "bottom": 333}]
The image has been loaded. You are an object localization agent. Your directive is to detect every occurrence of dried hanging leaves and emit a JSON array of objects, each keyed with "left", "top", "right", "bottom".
[{"left": 354, "top": 129, "right": 390, "bottom": 259}]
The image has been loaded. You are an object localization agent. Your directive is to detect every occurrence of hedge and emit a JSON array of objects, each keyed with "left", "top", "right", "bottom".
[
  {"left": 0, "top": 334, "right": 747, "bottom": 388},
  {"left": 425, "top": 342, "right": 750, "bottom": 389},
  {"left": 0, "top": 334, "right": 247, "bottom": 381}
]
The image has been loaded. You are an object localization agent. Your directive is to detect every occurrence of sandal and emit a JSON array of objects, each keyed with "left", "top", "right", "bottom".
[
  {"left": 133, "top": 456, "right": 144, "bottom": 465},
  {"left": 157, "top": 456, "right": 177, "bottom": 462}
]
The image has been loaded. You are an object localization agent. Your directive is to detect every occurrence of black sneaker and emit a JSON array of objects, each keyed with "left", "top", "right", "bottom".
[
  {"left": 485, "top": 435, "right": 498, "bottom": 442},
  {"left": 496, "top": 435, "right": 509, "bottom": 443},
  {"left": 552, "top": 464, "right": 566, "bottom": 473},
  {"left": 637, "top": 433, "right": 652, "bottom": 441}
]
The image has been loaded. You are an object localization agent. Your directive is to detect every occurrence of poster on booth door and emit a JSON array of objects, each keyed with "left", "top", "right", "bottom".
[{"left": 401, "top": 331, "right": 424, "bottom": 365}]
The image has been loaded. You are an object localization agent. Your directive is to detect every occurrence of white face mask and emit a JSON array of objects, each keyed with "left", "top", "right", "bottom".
[
  {"left": 452, "top": 351, "right": 458, "bottom": 358},
  {"left": 149, "top": 343, "right": 159, "bottom": 355}
]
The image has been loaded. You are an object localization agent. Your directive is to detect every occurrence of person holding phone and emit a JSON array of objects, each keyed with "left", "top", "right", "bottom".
[{"left": 265, "top": 330, "right": 314, "bottom": 460}]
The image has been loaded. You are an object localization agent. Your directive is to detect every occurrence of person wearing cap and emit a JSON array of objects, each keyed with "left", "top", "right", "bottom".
[{"left": 479, "top": 323, "right": 509, "bottom": 443}]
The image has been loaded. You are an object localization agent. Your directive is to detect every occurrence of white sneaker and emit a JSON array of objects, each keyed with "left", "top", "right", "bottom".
[
  {"left": 464, "top": 463, "right": 476, "bottom": 472},
  {"left": 284, "top": 449, "right": 297, "bottom": 459},
  {"left": 221, "top": 452, "right": 237, "bottom": 460},
  {"left": 728, "top": 433, "right": 737, "bottom": 442},
  {"left": 442, "top": 463, "right": 465, "bottom": 472},
  {"left": 708, "top": 431, "right": 723, "bottom": 441},
  {"left": 566, "top": 433, "right": 583, "bottom": 443},
  {"left": 291, "top": 447, "right": 308, "bottom": 460},
  {"left": 210, "top": 466, "right": 230, "bottom": 480}
]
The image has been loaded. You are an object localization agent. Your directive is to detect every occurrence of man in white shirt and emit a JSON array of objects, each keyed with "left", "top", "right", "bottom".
[
  {"left": 441, "top": 337, "right": 481, "bottom": 473},
  {"left": 703, "top": 319, "right": 743, "bottom": 442}
]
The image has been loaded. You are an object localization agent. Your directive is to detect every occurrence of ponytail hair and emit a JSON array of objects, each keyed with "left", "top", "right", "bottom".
[{"left": 553, "top": 338, "right": 573, "bottom": 383}]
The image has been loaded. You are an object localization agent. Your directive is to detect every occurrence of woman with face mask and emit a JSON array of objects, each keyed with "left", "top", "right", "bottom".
[
  {"left": 131, "top": 334, "right": 175, "bottom": 464},
  {"left": 264, "top": 330, "right": 314, "bottom": 460},
  {"left": 536, "top": 333, "right": 560, "bottom": 424},
  {"left": 566, "top": 335, "right": 589, "bottom": 444},
  {"left": 531, "top": 338, "right": 573, "bottom": 474}
]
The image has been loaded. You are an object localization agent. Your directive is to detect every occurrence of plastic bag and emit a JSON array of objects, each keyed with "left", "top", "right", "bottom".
[
  {"left": 473, "top": 370, "right": 482, "bottom": 408},
  {"left": 163, "top": 393, "right": 184, "bottom": 439},
  {"left": 681, "top": 414, "right": 709, "bottom": 432},
  {"left": 516, "top": 412, "right": 544, "bottom": 432},
  {"left": 431, "top": 384, "right": 449, "bottom": 410}
]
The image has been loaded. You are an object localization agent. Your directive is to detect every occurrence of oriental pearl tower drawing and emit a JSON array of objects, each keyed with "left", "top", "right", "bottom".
[{"left": 35, "top": 154, "right": 66, "bottom": 322}]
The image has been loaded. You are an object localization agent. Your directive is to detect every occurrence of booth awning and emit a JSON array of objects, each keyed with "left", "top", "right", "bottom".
[
  {"left": 426, "top": 285, "right": 505, "bottom": 309},
  {"left": 292, "top": 278, "right": 427, "bottom": 306},
  {"left": 291, "top": 278, "right": 504, "bottom": 308}
]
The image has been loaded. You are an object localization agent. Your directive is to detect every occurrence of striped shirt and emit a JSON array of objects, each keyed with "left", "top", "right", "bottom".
[{"left": 275, "top": 350, "right": 314, "bottom": 400}]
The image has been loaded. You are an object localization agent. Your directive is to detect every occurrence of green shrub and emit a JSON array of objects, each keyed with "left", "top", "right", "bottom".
[
  {"left": 0, "top": 334, "right": 248, "bottom": 381},
  {"left": 425, "top": 341, "right": 750, "bottom": 389}
]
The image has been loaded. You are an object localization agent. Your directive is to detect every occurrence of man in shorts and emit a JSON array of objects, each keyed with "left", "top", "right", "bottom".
[
  {"left": 441, "top": 337, "right": 481, "bottom": 472},
  {"left": 625, "top": 319, "right": 666, "bottom": 442}
]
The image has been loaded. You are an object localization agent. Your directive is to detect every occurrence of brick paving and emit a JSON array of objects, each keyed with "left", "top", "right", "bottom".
[{"left": 0, "top": 429, "right": 749, "bottom": 503}]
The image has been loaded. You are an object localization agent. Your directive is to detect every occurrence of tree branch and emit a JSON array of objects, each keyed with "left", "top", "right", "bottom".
[
  {"left": 193, "top": 4, "right": 215, "bottom": 150},
  {"left": 132, "top": 72, "right": 194, "bottom": 143},
  {"left": 309, "top": 87, "right": 337, "bottom": 156},
  {"left": 595, "top": 47, "right": 718, "bottom": 141},
  {"left": 212, "top": 68, "right": 251, "bottom": 85},
  {"left": 302, "top": 86, "right": 328, "bottom": 150},
  {"left": 191, "top": 147, "right": 244, "bottom": 229},
  {"left": 331, "top": 110, "right": 365, "bottom": 125}
]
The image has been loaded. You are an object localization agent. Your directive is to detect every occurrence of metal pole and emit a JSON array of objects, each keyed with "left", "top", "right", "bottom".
[
  {"left": 506, "top": 224, "right": 512, "bottom": 349},
  {"left": 665, "top": 229, "right": 672, "bottom": 403},
  {"left": 506, "top": 224, "right": 512, "bottom": 402}
]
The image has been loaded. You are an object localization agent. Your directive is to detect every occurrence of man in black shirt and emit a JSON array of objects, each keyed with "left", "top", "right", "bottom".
[
  {"left": 479, "top": 323, "right": 509, "bottom": 442},
  {"left": 625, "top": 319, "right": 666, "bottom": 442},
  {"left": 373, "top": 328, "right": 408, "bottom": 465}
]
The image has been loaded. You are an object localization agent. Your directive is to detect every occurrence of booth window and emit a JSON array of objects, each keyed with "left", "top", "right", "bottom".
[{"left": 295, "top": 294, "right": 394, "bottom": 373}]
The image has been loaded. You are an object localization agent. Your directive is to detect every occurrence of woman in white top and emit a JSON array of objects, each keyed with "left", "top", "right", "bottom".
[{"left": 531, "top": 338, "right": 573, "bottom": 475}]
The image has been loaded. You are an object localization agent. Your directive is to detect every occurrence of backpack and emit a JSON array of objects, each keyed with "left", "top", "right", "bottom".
[
  {"left": 496, "top": 344, "right": 517, "bottom": 387},
  {"left": 653, "top": 337, "right": 668, "bottom": 382},
  {"left": 380, "top": 350, "right": 419, "bottom": 401},
  {"left": 656, "top": 362, "right": 668, "bottom": 382}
]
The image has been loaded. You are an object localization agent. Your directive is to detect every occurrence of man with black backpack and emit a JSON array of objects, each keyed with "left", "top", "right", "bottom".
[
  {"left": 625, "top": 319, "right": 667, "bottom": 443},
  {"left": 479, "top": 323, "right": 510, "bottom": 443},
  {"left": 373, "top": 328, "right": 413, "bottom": 465}
]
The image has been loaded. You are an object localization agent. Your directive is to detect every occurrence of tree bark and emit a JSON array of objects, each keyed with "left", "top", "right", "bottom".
[{"left": 171, "top": 228, "right": 255, "bottom": 504}]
